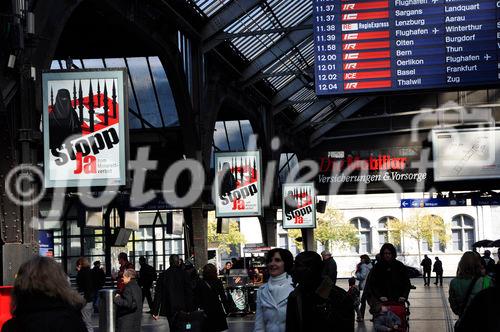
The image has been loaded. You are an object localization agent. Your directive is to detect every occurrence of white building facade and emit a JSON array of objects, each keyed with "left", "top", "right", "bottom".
[{"left": 276, "top": 193, "right": 500, "bottom": 277}]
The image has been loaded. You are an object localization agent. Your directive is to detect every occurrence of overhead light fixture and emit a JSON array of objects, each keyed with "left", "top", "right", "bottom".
[
  {"left": 26, "top": 12, "right": 35, "bottom": 34},
  {"left": 7, "top": 54, "right": 16, "bottom": 68}
]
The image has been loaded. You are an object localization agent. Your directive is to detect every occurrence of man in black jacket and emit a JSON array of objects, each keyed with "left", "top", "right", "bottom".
[
  {"left": 151, "top": 255, "right": 194, "bottom": 332},
  {"left": 286, "top": 251, "right": 354, "bottom": 332},
  {"left": 138, "top": 256, "right": 156, "bottom": 312},
  {"left": 420, "top": 255, "right": 432, "bottom": 286},
  {"left": 320, "top": 250, "right": 338, "bottom": 285},
  {"left": 91, "top": 260, "right": 106, "bottom": 312},
  {"left": 76, "top": 257, "right": 95, "bottom": 332},
  {"left": 433, "top": 257, "right": 443, "bottom": 286},
  {"left": 481, "top": 250, "right": 496, "bottom": 276}
]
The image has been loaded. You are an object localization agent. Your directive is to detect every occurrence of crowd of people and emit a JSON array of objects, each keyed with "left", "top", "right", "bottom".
[{"left": 3, "top": 245, "right": 500, "bottom": 332}]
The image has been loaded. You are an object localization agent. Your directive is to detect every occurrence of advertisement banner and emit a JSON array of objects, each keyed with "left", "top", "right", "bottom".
[
  {"left": 38, "top": 230, "right": 54, "bottom": 257},
  {"left": 42, "top": 69, "right": 128, "bottom": 188},
  {"left": 214, "top": 151, "right": 262, "bottom": 217},
  {"left": 282, "top": 183, "right": 316, "bottom": 229}
]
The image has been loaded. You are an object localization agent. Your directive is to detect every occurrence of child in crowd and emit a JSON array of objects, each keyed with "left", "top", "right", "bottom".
[
  {"left": 347, "top": 277, "right": 361, "bottom": 322},
  {"left": 373, "top": 304, "right": 401, "bottom": 332}
]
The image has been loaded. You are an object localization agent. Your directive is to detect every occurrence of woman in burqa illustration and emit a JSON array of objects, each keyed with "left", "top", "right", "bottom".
[
  {"left": 219, "top": 162, "right": 237, "bottom": 199},
  {"left": 49, "top": 88, "right": 81, "bottom": 149}
]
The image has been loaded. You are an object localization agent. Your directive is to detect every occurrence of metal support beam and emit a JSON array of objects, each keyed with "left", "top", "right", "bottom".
[
  {"left": 201, "top": 0, "right": 263, "bottom": 46},
  {"left": 271, "top": 76, "right": 311, "bottom": 107},
  {"left": 292, "top": 98, "right": 350, "bottom": 131},
  {"left": 272, "top": 97, "right": 318, "bottom": 115},
  {"left": 244, "top": 66, "right": 313, "bottom": 88},
  {"left": 203, "top": 24, "right": 312, "bottom": 51},
  {"left": 291, "top": 99, "right": 333, "bottom": 129},
  {"left": 310, "top": 96, "right": 377, "bottom": 147},
  {"left": 240, "top": 16, "right": 313, "bottom": 82}
]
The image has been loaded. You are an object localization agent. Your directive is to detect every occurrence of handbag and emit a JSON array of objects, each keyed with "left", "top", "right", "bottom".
[{"left": 174, "top": 310, "right": 206, "bottom": 332}]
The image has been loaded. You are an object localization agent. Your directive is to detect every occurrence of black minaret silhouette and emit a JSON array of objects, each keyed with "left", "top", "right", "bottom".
[
  {"left": 88, "top": 80, "right": 95, "bottom": 133},
  {"left": 78, "top": 80, "right": 84, "bottom": 125}
]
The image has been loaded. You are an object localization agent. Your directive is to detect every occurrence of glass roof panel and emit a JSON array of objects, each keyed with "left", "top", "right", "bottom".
[
  {"left": 126, "top": 57, "right": 163, "bottom": 128},
  {"left": 213, "top": 121, "right": 229, "bottom": 150},
  {"left": 225, "top": 120, "right": 244, "bottom": 150},
  {"left": 82, "top": 59, "right": 105, "bottom": 69},
  {"left": 148, "top": 57, "right": 179, "bottom": 126},
  {"left": 224, "top": 0, "right": 312, "bottom": 61},
  {"left": 193, "top": 0, "right": 231, "bottom": 17},
  {"left": 239, "top": 120, "right": 255, "bottom": 150}
]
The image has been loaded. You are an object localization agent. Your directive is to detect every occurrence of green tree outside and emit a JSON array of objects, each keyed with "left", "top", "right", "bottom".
[
  {"left": 389, "top": 211, "right": 449, "bottom": 264},
  {"left": 314, "top": 206, "right": 359, "bottom": 251},
  {"left": 207, "top": 212, "right": 246, "bottom": 254}
]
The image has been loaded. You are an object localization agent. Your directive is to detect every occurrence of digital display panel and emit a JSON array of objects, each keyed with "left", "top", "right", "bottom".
[{"left": 313, "top": 0, "right": 500, "bottom": 95}]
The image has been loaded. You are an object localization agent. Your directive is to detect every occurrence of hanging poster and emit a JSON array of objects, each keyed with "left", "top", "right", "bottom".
[
  {"left": 38, "top": 230, "right": 54, "bottom": 257},
  {"left": 214, "top": 151, "right": 262, "bottom": 217},
  {"left": 282, "top": 183, "right": 316, "bottom": 229},
  {"left": 42, "top": 69, "right": 128, "bottom": 188}
]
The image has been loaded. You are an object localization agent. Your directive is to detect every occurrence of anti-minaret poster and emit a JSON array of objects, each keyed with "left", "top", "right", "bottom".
[
  {"left": 42, "top": 69, "right": 128, "bottom": 188},
  {"left": 214, "top": 151, "right": 262, "bottom": 217}
]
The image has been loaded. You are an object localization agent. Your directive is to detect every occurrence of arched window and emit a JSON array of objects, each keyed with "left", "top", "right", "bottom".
[
  {"left": 378, "top": 216, "right": 401, "bottom": 252},
  {"left": 350, "top": 217, "right": 371, "bottom": 254},
  {"left": 421, "top": 215, "right": 446, "bottom": 252},
  {"left": 451, "top": 214, "right": 475, "bottom": 251}
]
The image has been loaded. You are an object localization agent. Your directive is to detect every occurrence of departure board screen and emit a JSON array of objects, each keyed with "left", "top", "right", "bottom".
[{"left": 313, "top": 0, "right": 500, "bottom": 95}]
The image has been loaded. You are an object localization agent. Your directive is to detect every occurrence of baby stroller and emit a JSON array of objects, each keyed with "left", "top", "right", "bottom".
[{"left": 379, "top": 300, "right": 411, "bottom": 331}]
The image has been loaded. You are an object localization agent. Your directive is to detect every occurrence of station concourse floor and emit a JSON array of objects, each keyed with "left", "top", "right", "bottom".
[{"left": 91, "top": 277, "right": 457, "bottom": 331}]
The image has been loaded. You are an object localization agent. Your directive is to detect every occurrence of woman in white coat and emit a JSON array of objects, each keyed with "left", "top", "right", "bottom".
[{"left": 254, "top": 248, "right": 294, "bottom": 332}]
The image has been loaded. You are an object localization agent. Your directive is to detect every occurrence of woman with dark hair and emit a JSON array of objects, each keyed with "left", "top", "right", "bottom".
[
  {"left": 1, "top": 256, "right": 87, "bottom": 332},
  {"left": 448, "top": 251, "right": 489, "bottom": 317},
  {"left": 366, "top": 243, "right": 411, "bottom": 315},
  {"left": 254, "top": 248, "right": 294, "bottom": 332},
  {"left": 195, "top": 263, "right": 228, "bottom": 332},
  {"left": 114, "top": 268, "right": 142, "bottom": 332}
]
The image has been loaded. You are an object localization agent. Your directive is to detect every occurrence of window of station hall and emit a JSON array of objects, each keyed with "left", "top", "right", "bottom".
[
  {"left": 378, "top": 216, "right": 401, "bottom": 252},
  {"left": 451, "top": 214, "right": 475, "bottom": 252},
  {"left": 422, "top": 215, "right": 446, "bottom": 253},
  {"left": 350, "top": 217, "right": 371, "bottom": 254}
]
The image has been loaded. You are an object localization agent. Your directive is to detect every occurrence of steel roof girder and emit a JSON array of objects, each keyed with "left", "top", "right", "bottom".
[
  {"left": 201, "top": 0, "right": 264, "bottom": 41},
  {"left": 291, "top": 99, "right": 333, "bottom": 130},
  {"left": 271, "top": 76, "right": 310, "bottom": 107},
  {"left": 310, "top": 96, "right": 377, "bottom": 146},
  {"left": 240, "top": 16, "right": 313, "bottom": 82}
]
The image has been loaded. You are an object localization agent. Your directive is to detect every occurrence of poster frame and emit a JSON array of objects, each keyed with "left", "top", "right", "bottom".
[
  {"left": 42, "top": 68, "right": 128, "bottom": 188},
  {"left": 214, "top": 150, "right": 262, "bottom": 218}
]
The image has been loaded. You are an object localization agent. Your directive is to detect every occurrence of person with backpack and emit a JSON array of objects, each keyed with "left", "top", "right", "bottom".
[{"left": 286, "top": 251, "right": 354, "bottom": 332}]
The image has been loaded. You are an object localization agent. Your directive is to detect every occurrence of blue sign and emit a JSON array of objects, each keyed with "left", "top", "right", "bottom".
[
  {"left": 400, "top": 198, "right": 466, "bottom": 208},
  {"left": 313, "top": 0, "right": 500, "bottom": 95}
]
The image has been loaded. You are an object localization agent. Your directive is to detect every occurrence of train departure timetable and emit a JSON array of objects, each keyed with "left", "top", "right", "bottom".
[{"left": 313, "top": 0, "right": 500, "bottom": 95}]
